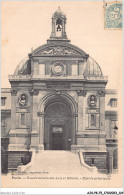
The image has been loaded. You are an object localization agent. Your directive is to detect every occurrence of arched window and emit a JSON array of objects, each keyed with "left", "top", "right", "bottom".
[
  {"left": 56, "top": 18, "right": 62, "bottom": 30},
  {"left": 56, "top": 18, "right": 62, "bottom": 37}
]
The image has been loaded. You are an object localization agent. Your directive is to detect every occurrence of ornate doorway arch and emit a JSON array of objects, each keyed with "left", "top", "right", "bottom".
[
  {"left": 38, "top": 92, "right": 77, "bottom": 151},
  {"left": 44, "top": 100, "right": 72, "bottom": 150}
]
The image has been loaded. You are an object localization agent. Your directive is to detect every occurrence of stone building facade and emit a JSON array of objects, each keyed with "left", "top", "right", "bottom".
[{"left": 1, "top": 8, "right": 118, "bottom": 173}]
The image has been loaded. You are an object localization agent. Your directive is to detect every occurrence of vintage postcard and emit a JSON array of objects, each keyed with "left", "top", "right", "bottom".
[{"left": 1, "top": 1, "right": 123, "bottom": 190}]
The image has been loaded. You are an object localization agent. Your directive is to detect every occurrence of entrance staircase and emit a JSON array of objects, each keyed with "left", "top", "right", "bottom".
[{"left": 17, "top": 151, "right": 97, "bottom": 176}]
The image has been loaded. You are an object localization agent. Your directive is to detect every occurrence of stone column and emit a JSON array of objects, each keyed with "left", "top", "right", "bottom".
[
  {"left": 30, "top": 89, "right": 39, "bottom": 151},
  {"left": 63, "top": 19, "right": 66, "bottom": 38},
  {"left": 38, "top": 112, "right": 44, "bottom": 151}
]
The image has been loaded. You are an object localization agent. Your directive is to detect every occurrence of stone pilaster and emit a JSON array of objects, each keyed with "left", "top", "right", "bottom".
[
  {"left": 98, "top": 90, "right": 105, "bottom": 132},
  {"left": 10, "top": 89, "right": 17, "bottom": 129},
  {"left": 71, "top": 114, "right": 78, "bottom": 145},
  {"left": 38, "top": 112, "right": 45, "bottom": 151},
  {"left": 29, "top": 89, "right": 39, "bottom": 150},
  {"left": 77, "top": 90, "right": 86, "bottom": 132},
  {"left": 109, "top": 151, "right": 113, "bottom": 173}
]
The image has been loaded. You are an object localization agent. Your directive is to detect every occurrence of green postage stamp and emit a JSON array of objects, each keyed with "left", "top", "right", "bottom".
[{"left": 105, "top": 1, "right": 122, "bottom": 29}]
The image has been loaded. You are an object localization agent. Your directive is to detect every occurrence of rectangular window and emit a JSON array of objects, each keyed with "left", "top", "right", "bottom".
[
  {"left": 39, "top": 64, "right": 45, "bottom": 75},
  {"left": 21, "top": 114, "right": 25, "bottom": 125},
  {"left": 1, "top": 97, "right": 6, "bottom": 106},
  {"left": 111, "top": 99, "right": 117, "bottom": 107},
  {"left": 72, "top": 64, "right": 78, "bottom": 76},
  {"left": 91, "top": 114, "right": 96, "bottom": 126}
]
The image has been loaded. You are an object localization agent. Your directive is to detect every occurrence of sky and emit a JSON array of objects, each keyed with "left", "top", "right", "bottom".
[{"left": 1, "top": 1, "right": 122, "bottom": 89}]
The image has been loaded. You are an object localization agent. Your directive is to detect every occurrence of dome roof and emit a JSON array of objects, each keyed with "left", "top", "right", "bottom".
[
  {"left": 53, "top": 7, "right": 66, "bottom": 18},
  {"left": 14, "top": 57, "right": 31, "bottom": 75},
  {"left": 83, "top": 57, "right": 103, "bottom": 77},
  {"left": 13, "top": 44, "right": 103, "bottom": 78}
]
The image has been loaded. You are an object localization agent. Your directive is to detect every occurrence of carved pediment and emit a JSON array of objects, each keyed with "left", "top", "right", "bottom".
[{"left": 33, "top": 46, "right": 84, "bottom": 56}]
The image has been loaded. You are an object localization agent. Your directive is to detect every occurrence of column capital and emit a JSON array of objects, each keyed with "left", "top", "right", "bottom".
[
  {"left": 10, "top": 89, "right": 18, "bottom": 96},
  {"left": 98, "top": 90, "right": 105, "bottom": 97},
  {"left": 71, "top": 113, "right": 78, "bottom": 117},
  {"left": 29, "top": 89, "right": 39, "bottom": 96},
  {"left": 77, "top": 90, "right": 87, "bottom": 96},
  {"left": 37, "top": 112, "right": 45, "bottom": 117}
]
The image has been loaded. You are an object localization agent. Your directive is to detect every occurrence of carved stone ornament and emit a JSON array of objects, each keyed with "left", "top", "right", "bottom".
[
  {"left": 10, "top": 89, "right": 18, "bottom": 95},
  {"left": 98, "top": 90, "right": 105, "bottom": 97},
  {"left": 29, "top": 89, "right": 39, "bottom": 95},
  {"left": 77, "top": 90, "right": 87, "bottom": 96},
  {"left": 88, "top": 95, "right": 97, "bottom": 107},
  {"left": 36, "top": 46, "right": 81, "bottom": 56},
  {"left": 19, "top": 94, "right": 28, "bottom": 107},
  {"left": 52, "top": 63, "right": 64, "bottom": 76},
  {"left": 55, "top": 91, "right": 61, "bottom": 95}
]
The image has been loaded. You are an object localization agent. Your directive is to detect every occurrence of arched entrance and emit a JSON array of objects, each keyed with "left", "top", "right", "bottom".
[
  {"left": 38, "top": 92, "right": 77, "bottom": 151},
  {"left": 44, "top": 99, "right": 72, "bottom": 150}
]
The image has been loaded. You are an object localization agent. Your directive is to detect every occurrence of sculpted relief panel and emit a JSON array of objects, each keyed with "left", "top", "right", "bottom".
[{"left": 34, "top": 46, "right": 82, "bottom": 56}]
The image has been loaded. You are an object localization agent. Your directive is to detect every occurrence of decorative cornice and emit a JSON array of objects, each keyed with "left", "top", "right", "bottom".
[
  {"left": 29, "top": 89, "right": 39, "bottom": 96},
  {"left": 9, "top": 75, "right": 31, "bottom": 81},
  {"left": 77, "top": 90, "right": 87, "bottom": 96}
]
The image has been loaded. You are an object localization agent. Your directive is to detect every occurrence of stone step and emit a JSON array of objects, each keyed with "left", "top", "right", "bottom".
[{"left": 27, "top": 151, "right": 90, "bottom": 175}]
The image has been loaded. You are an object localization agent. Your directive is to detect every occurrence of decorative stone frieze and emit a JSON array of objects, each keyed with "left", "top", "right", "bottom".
[{"left": 34, "top": 46, "right": 81, "bottom": 56}]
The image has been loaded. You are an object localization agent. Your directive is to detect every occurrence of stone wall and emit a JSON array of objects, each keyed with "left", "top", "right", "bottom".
[
  {"left": 84, "top": 152, "right": 107, "bottom": 173},
  {"left": 8, "top": 151, "right": 31, "bottom": 170}
]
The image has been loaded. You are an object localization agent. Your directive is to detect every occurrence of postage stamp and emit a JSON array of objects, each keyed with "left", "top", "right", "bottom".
[{"left": 104, "top": 1, "right": 122, "bottom": 29}]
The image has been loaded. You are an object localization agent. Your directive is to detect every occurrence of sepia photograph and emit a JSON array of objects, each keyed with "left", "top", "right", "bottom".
[{"left": 1, "top": 0, "right": 123, "bottom": 189}]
